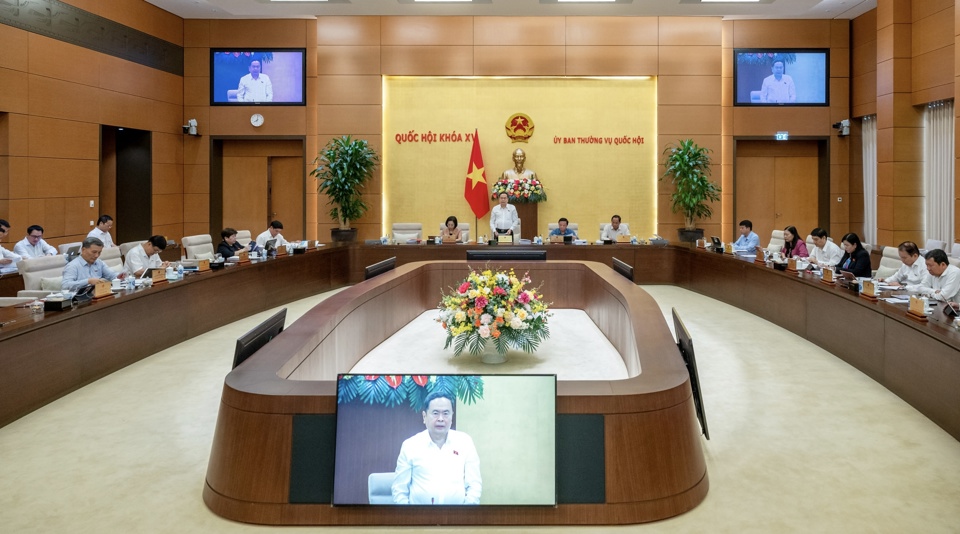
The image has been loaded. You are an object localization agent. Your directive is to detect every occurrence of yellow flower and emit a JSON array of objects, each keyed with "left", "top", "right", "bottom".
[
  {"left": 454, "top": 311, "right": 466, "bottom": 323},
  {"left": 503, "top": 310, "right": 514, "bottom": 321},
  {"left": 517, "top": 309, "right": 528, "bottom": 320}
]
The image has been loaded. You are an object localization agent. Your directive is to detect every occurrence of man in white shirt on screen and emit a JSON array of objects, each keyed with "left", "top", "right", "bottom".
[
  {"left": 808, "top": 227, "right": 843, "bottom": 267},
  {"left": 392, "top": 391, "right": 481, "bottom": 505},
  {"left": 237, "top": 59, "right": 273, "bottom": 103},
  {"left": 87, "top": 215, "right": 115, "bottom": 248},
  {"left": 256, "top": 220, "right": 288, "bottom": 249},
  {"left": 759, "top": 60, "right": 796, "bottom": 104},
  {"left": 13, "top": 224, "right": 57, "bottom": 258}
]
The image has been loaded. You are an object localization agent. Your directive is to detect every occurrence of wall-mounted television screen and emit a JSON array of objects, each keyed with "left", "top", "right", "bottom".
[
  {"left": 210, "top": 49, "right": 306, "bottom": 106},
  {"left": 333, "top": 374, "right": 556, "bottom": 506},
  {"left": 734, "top": 49, "right": 829, "bottom": 106}
]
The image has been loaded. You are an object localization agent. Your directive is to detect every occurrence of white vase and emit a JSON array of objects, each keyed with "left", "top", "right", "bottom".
[{"left": 479, "top": 342, "right": 507, "bottom": 364}]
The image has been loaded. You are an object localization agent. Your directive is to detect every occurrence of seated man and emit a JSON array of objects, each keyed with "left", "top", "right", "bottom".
[
  {"left": 807, "top": 227, "right": 843, "bottom": 267},
  {"left": 87, "top": 215, "right": 115, "bottom": 248},
  {"left": 13, "top": 225, "right": 57, "bottom": 258},
  {"left": 601, "top": 215, "right": 629, "bottom": 241},
  {"left": 256, "top": 220, "right": 288, "bottom": 249},
  {"left": 124, "top": 235, "right": 170, "bottom": 277},
  {"left": 733, "top": 219, "right": 760, "bottom": 251},
  {"left": 549, "top": 218, "right": 578, "bottom": 239},
  {"left": 917, "top": 249, "right": 960, "bottom": 303},
  {"left": 62, "top": 237, "right": 118, "bottom": 291},
  {"left": 0, "top": 219, "right": 22, "bottom": 272}
]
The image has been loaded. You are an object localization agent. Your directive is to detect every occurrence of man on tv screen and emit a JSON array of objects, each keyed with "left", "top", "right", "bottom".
[
  {"left": 237, "top": 59, "right": 273, "bottom": 103},
  {"left": 391, "top": 392, "right": 482, "bottom": 504},
  {"left": 759, "top": 60, "right": 796, "bottom": 103}
]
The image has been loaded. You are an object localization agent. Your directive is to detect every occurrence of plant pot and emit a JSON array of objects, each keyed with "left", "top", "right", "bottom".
[
  {"left": 479, "top": 342, "right": 507, "bottom": 364},
  {"left": 677, "top": 228, "right": 704, "bottom": 243},
  {"left": 331, "top": 228, "right": 358, "bottom": 243}
]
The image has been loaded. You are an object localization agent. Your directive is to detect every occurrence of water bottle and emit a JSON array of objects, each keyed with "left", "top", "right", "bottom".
[
  {"left": 177, "top": 263, "right": 184, "bottom": 280},
  {"left": 127, "top": 276, "right": 135, "bottom": 290}
]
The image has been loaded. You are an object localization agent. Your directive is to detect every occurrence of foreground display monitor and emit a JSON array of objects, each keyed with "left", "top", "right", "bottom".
[
  {"left": 333, "top": 374, "right": 557, "bottom": 506},
  {"left": 734, "top": 49, "right": 829, "bottom": 106},
  {"left": 210, "top": 49, "right": 306, "bottom": 105}
]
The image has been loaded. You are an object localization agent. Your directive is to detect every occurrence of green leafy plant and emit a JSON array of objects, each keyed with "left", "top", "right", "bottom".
[
  {"left": 337, "top": 375, "right": 484, "bottom": 413},
  {"left": 311, "top": 135, "right": 380, "bottom": 230},
  {"left": 661, "top": 139, "right": 721, "bottom": 230}
]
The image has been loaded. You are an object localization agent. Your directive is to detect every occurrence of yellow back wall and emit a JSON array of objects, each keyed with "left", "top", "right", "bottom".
[{"left": 383, "top": 76, "right": 658, "bottom": 241}]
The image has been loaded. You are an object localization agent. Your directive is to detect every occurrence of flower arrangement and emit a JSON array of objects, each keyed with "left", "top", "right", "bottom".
[
  {"left": 736, "top": 52, "right": 797, "bottom": 66},
  {"left": 438, "top": 267, "right": 551, "bottom": 357},
  {"left": 212, "top": 51, "right": 275, "bottom": 66},
  {"left": 489, "top": 176, "right": 547, "bottom": 204}
]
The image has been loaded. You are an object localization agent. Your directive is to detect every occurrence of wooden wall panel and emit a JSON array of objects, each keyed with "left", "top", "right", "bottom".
[
  {"left": 381, "top": 46, "right": 475, "bottom": 75},
  {"left": 912, "top": 45, "right": 954, "bottom": 104},
  {"left": 27, "top": 34, "right": 101, "bottom": 88},
  {"left": 207, "top": 107, "right": 307, "bottom": 136},
  {"left": 99, "top": 91, "right": 182, "bottom": 134},
  {"left": 659, "top": 76, "right": 722, "bottom": 106},
  {"left": 731, "top": 20, "right": 832, "bottom": 48},
  {"left": 77, "top": 0, "right": 184, "bottom": 46},
  {"left": 28, "top": 76, "right": 100, "bottom": 123},
  {"left": 153, "top": 193, "right": 183, "bottom": 227},
  {"left": 183, "top": 76, "right": 208, "bottom": 108},
  {"left": 566, "top": 17, "right": 658, "bottom": 46},
  {"left": 184, "top": 20, "right": 210, "bottom": 48},
  {"left": 99, "top": 55, "right": 183, "bottom": 105},
  {"left": 659, "top": 106, "right": 722, "bottom": 135},
  {"left": 154, "top": 133, "right": 184, "bottom": 166},
  {"left": 317, "top": 46, "right": 381, "bottom": 75},
  {"left": 28, "top": 159, "right": 98, "bottom": 198},
  {"left": 315, "top": 75, "right": 382, "bottom": 105},
  {"left": 153, "top": 163, "right": 184, "bottom": 195},
  {"left": 183, "top": 193, "right": 209, "bottom": 224},
  {"left": 28, "top": 117, "right": 99, "bottom": 160},
  {"left": 913, "top": 7, "right": 954, "bottom": 56},
  {"left": 565, "top": 46, "right": 658, "bottom": 76},
  {"left": 474, "top": 46, "right": 566, "bottom": 76},
  {"left": 0, "top": 69, "right": 29, "bottom": 115},
  {"left": 657, "top": 46, "right": 721, "bottom": 76},
  {"left": 659, "top": 17, "right": 721, "bottom": 46},
  {"left": 381, "top": 16, "right": 473, "bottom": 46},
  {"left": 0, "top": 25, "right": 29, "bottom": 72},
  {"left": 184, "top": 165, "right": 210, "bottom": 195},
  {"left": 184, "top": 48, "right": 209, "bottom": 77},
  {"left": 317, "top": 17, "right": 380, "bottom": 46},
  {"left": 208, "top": 20, "right": 309, "bottom": 47},
  {"left": 732, "top": 107, "right": 831, "bottom": 136},
  {"left": 316, "top": 105, "right": 381, "bottom": 137},
  {"left": 474, "top": 17, "right": 566, "bottom": 46}
]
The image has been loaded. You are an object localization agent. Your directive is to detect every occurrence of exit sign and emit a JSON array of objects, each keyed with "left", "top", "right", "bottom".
[{"left": 775, "top": 131, "right": 789, "bottom": 141}]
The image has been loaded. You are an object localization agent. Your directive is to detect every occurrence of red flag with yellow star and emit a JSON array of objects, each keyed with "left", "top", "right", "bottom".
[{"left": 464, "top": 129, "right": 490, "bottom": 218}]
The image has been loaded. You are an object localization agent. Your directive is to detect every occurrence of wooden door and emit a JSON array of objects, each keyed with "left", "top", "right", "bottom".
[
  {"left": 222, "top": 156, "right": 268, "bottom": 234},
  {"left": 269, "top": 156, "right": 304, "bottom": 240},
  {"left": 735, "top": 140, "right": 820, "bottom": 246}
]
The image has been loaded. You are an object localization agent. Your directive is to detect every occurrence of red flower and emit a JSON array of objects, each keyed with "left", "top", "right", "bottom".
[
  {"left": 385, "top": 375, "right": 403, "bottom": 389},
  {"left": 458, "top": 282, "right": 470, "bottom": 294},
  {"left": 412, "top": 375, "right": 428, "bottom": 387},
  {"left": 364, "top": 375, "right": 379, "bottom": 381}
]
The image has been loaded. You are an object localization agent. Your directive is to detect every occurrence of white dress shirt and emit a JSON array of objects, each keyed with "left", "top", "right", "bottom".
[
  {"left": 811, "top": 240, "right": 843, "bottom": 267},
  {"left": 489, "top": 204, "right": 519, "bottom": 235},
  {"left": 916, "top": 264, "right": 960, "bottom": 303},
  {"left": 87, "top": 227, "right": 115, "bottom": 248},
  {"left": 13, "top": 237, "right": 57, "bottom": 258},
  {"left": 0, "top": 245, "right": 21, "bottom": 273},
  {"left": 256, "top": 230, "right": 287, "bottom": 248},
  {"left": 124, "top": 244, "right": 161, "bottom": 276},
  {"left": 237, "top": 73, "right": 273, "bottom": 102},
  {"left": 886, "top": 260, "right": 927, "bottom": 286},
  {"left": 601, "top": 223, "right": 629, "bottom": 241},
  {"left": 392, "top": 429, "right": 481, "bottom": 505}
]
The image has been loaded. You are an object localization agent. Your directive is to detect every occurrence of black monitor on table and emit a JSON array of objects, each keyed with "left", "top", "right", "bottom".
[{"left": 233, "top": 308, "right": 286, "bottom": 369}]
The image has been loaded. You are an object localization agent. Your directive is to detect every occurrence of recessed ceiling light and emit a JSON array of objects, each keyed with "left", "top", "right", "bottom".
[
  {"left": 700, "top": 0, "right": 760, "bottom": 3},
  {"left": 413, "top": 0, "right": 473, "bottom": 3},
  {"left": 557, "top": 0, "right": 617, "bottom": 2}
]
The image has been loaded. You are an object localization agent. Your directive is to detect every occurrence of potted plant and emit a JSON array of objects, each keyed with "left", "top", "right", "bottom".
[
  {"left": 311, "top": 135, "right": 380, "bottom": 243},
  {"left": 661, "top": 139, "right": 721, "bottom": 243}
]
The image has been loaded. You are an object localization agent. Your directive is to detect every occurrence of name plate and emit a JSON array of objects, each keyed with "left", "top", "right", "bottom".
[
  {"left": 151, "top": 268, "right": 166, "bottom": 284},
  {"left": 861, "top": 279, "right": 877, "bottom": 297},
  {"left": 787, "top": 258, "right": 797, "bottom": 272},
  {"left": 442, "top": 236, "right": 458, "bottom": 244},
  {"left": 724, "top": 243, "right": 734, "bottom": 255},
  {"left": 821, "top": 268, "right": 835, "bottom": 284},
  {"left": 236, "top": 250, "right": 249, "bottom": 263},
  {"left": 498, "top": 234, "right": 514, "bottom": 245},
  {"left": 275, "top": 246, "right": 288, "bottom": 256},
  {"left": 754, "top": 246, "right": 765, "bottom": 264},
  {"left": 617, "top": 235, "right": 632, "bottom": 243},
  {"left": 909, "top": 296, "right": 928, "bottom": 315},
  {"left": 94, "top": 280, "right": 113, "bottom": 299},
  {"left": 548, "top": 235, "right": 564, "bottom": 244},
  {"left": 198, "top": 259, "right": 211, "bottom": 272}
]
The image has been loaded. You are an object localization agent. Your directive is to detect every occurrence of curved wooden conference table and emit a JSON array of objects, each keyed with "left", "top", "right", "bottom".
[{"left": 1, "top": 243, "right": 958, "bottom": 525}]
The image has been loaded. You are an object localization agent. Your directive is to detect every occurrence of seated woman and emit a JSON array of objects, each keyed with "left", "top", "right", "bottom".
[
  {"left": 838, "top": 232, "right": 872, "bottom": 278},
  {"left": 217, "top": 227, "right": 251, "bottom": 259},
  {"left": 441, "top": 216, "right": 462, "bottom": 242},
  {"left": 780, "top": 226, "right": 809, "bottom": 259},
  {"left": 877, "top": 241, "right": 926, "bottom": 288}
]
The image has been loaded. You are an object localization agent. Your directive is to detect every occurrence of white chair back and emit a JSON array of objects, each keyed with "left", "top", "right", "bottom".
[
  {"left": 875, "top": 246, "right": 903, "bottom": 280},
  {"left": 951, "top": 243, "right": 960, "bottom": 258},
  {"left": 182, "top": 234, "right": 215, "bottom": 260},
  {"left": 925, "top": 239, "right": 947, "bottom": 252},
  {"left": 236, "top": 230, "right": 252, "bottom": 246},
  {"left": 392, "top": 223, "right": 422, "bottom": 243},
  {"left": 766, "top": 230, "right": 785, "bottom": 252},
  {"left": 17, "top": 254, "right": 67, "bottom": 297},
  {"left": 99, "top": 246, "right": 124, "bottom": 272}
]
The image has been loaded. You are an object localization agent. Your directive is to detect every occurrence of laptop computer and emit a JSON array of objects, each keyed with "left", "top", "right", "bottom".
[{"left": 65, "top": 245, "right": 81, "bottom": 261}]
